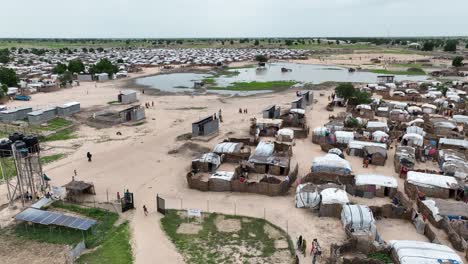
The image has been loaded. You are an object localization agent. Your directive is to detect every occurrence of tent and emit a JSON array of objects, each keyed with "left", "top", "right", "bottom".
[
  {"left": 312, "top": 154, "right": 352, "bottom": 176},
  {"left": 402, "top": 133, "right": 424, "bottom": 147},
  {"left": 295, "top": 183, "right": 320, "bottom": 209},
  {"left": 389, "top": 240, "right": 463, "bottom": 264},
  {"left": 334, "top": 131, "right": 354, "bottom": 144},
  {"left": 341, "top": 204, "right": 375, "bottom": 232},
  {"left": 372, "top": 131, "right": 389, "bottom": 143}
]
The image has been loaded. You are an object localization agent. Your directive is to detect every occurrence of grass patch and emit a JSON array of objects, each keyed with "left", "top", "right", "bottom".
[
  {"left": 0, "top": 158, "right": 17, "bottom": 181},
  {"left": 202, "top": 77, "right": 216, "bottom": 85},
  {"left": 208, "top": 81, "right": 297, "bottom": 91},
  {"left": 391, "top": 63, "right": 423, "bottom": 69},
  {"left": 40, "top": 153, "right": 65, "bottom": 164},
  {"left": 40, "top": 129, "right": 77, "bottom": 142},
  {"left": 77, "top": 222, "right": 133, "bottom": 264},
  {"left": 161, "top": 210, "right": 294, "bottom": 264},
  {"left": 34, "top": 118, "right": 73, "bottom": 131},
  {"left": 107, "top": 100, "right": 120, "bottom": 105},
  {"left": 227, "top": 64, "right": 256, "bottom": 69},
  {"left": 174, "top": 85, "right": 189, "bottom": 89},
  {"left": 367, "top": 252, "right": 393, "bottom": 263},
  {"left": 369, "top": 68, "right": 426, "bottom": 76}
]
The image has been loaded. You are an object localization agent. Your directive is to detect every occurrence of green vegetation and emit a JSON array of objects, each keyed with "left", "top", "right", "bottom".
[
  {"left": 52, "top": 63, "right": 67, "bottom": 74},
  {"left": 208, "top": 81, "right": 296, "bottom": 91},
  {"left": 68, "top": 59, "right": 85, "bottom": 73},
  {"left": 0, "top": 67, "right": 18, "bottom": 87},
  {"left": 90, "top": 58, "right": 118, "bottom": 78},
  {"left": 391, "top": 63, "right": 423, "bottom": 69},
  {"left": 40, "top": 128, "right": 76, "bottom": 142},
  {"left": 421, "top": 41, "right": 435, "bottom": 51},
  {"left": 201, "top": 77, "right": 216, "bottom": 85},
  {"left": 368, "top": 252, "right": 393, "bottom": 263},
  {"left": 0, "top": 158, "right": 17, "bottom": 181},
  {"left": 444, "top": 40, "right": 458, "bottom": 52},
  {"left": 255, "top": 54, "right": 268, "bottom": 63},
  {"left": 41, "top": 153, "right": 65, "bottom": 164},
  {"left": 173, "top": 85, "right": 189, "bottom": 89},
  {"left": 77, "top": 222, "right": 132, "bottom": 264},
  {"left": 34, "top": 118, "right": 73, "bottom": 131},
  {"left": 369, "top": 68, "right": 425, "bottom": 76},
  {"left": 335, "top": 83, "right": 372, "bottom": 105},
  {"left": 161, "top": 210, "right": 293, "bottom": 264},
  {"left": 0, "top": 48, "right": 10, "bottom": 63},
  {"left": 452, "top": 56, "right": 464, "bottom": 67}
]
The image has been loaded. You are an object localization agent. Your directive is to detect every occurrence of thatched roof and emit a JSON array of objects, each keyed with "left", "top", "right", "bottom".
[{"left": 63, "top": 180, "right": 94, "bottom": 192}]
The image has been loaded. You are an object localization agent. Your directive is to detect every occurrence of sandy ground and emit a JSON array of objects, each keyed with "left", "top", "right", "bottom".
[{"left": 0, "top": 56, "right": 461, "bottom": 263}]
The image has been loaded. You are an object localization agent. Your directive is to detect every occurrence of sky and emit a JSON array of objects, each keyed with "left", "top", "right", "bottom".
[{"left": 1, "top": 0, "right": 467, "bottom": 38}]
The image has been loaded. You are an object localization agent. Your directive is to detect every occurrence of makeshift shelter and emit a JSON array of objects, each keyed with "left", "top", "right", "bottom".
[
  {"left": 191, "top": 153, "right": 221, "bottom": 173},
  {"left": 334, "top": 131, "right": 354, "bottom": 145},
  {"left": 366, "top": 121, "right": 389, "bottom": 132},
  {"left": 57, "top": 102, "right": 80, "bottom": 117},
  {"left": 341, "top": 204, "right": 376, "bottom": 233},
  {"left": 63, "top": 180, "right": 96, "bottom": 201},
  {"left": 295, "top": 183, "right": 320, "bottom": 208},
  {"left": 420, "top": 198, "right": 468, "bottom": 224},
  {"left": 118, "top": 90, "right": 138, "bottom": 104},
  {"left": 372, "top": 131, "right": 389, "bottom": 143},
  {"left": 291, "top": 97, "right": 305, "bottom": 109},
  {"left": 95, "top": 105, "right": 145, "bottom": 124},
  {"left": 354, "top": 104, "right": 374, "bottom": 118},
  {"left": 394, "top": 146, "right": 416, "bottom": 177},
  {"left": 213, "top": 142, "right": 250, "bottom": 162},
  {"left": 276, "top": 128, "right": 294, "bottom": 143},
  {"left": 319, "top": 188, "right": 349, "bottom": 218},
  {"left": 262, "top": 105, "right": 281, "bottom": 119},
  {"left": 328, "top": 148, "right": 344, "bottom": 158},
  {"left": 377, "top": 75, "right": 395, "bottom": 84},
  {"left": 406, "top": 126, "right": 426, "bottom": 137},
  {"left": 389, "top": 240, "right": 463, "bottom": 264},
  {"left": 421, "top": 103, "right": 437, "bottom": 114},
  {"left": 439, "top": 138, "right": 468, "bottom": 152},
  {"left": 376, "top": 106, "right": 389, "bottom": 117},
  {"left": 0, "top": 107, "right": 33, "bottom": 122},
  {"left": 312, "top": 127, "right": 330, "bottom": 144},
  {"left": 77, "top": 74, "right": 93, "bottom": 81},
  {"left": 351, "top": 174, "right": 398, "bottom": 198},
  {"left": 407, "top": 106, "right": 422, "bottom": 115},
  {"left": 96, "top": 73, "right": 109, "bottom": 81},
  {"left": 192, "top": 115, "right": 219, "bottom": 137},
  {"left": 401, "top": 133, "right": 424, "bottom": 147},
  {"left": 363, "top": 146, "right": 387, "bottom": 166},
  {"left": 438, "top": 149, "right": 468, "bottom": 180},
  {"left": 209, "top": 171, "right": 235, "bottom": 192},
  {"left": 405, "top": 171, "right": 459, "bottom": 200},
  {"left": 452, "top": 115, "right": 468, "bottom": 124},
  {"left": 312, "top": 154, "right": 352, "bottom": 176},
  {"left": 347, "top": 140, "right": 386, "bottom": 157},
  {"left": 254, "top": 118, "right": 283, "bottom": 137},
  {"left": 389, "top": 109, "right": 409, "bottom": 122},
  {"left": 249, "top": 141, "right": 290, "bottom": 175},
  {"left": 325, "top": 119, "right": 345, "bottom": 132}
]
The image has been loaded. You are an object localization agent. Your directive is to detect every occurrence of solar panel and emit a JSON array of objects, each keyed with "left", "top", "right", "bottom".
[{"left": 15, "top": 208, "right": 97, "bottom": 231}]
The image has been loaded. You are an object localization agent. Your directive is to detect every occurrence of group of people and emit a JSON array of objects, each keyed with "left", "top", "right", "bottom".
[
  {"left": 238, "top": 108, "right": 248, "bottom": 114},
  {"left": 296, "top": 236, "right": 321, "bottom": 264},
  {"left": 144, "top": 101, "right": 154, "bottom": 108}
]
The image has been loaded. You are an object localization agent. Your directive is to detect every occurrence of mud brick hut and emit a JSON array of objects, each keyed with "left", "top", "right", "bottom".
[
  {"left": 319, "top": 187, "right": 349, "bottom": 218},
  {"left": 212, "top": 142, "right": 250, "bottom": 162},
  {"left": 192, "top": 115, "right": 219, "bottom": 138},
  {"left": 389, "top": 240, "right": 463, "bottom": 264},
  {"left": 350, "top": 174, "right": 398, "bottom": 198},
  {"left": 405, "top": 171, "right": 459, "bottom": 200}
]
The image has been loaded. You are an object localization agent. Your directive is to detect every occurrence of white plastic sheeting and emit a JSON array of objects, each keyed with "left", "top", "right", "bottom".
[
  {"left": 334, "top": 131, "right": 354, "bottom": 144},
  {"left": 253, "top": 141, "right": 275, "bottom": 157},
  {"left": 407, "top": 106, "right": 422, "bottom": 114},
  {"left": 341, "top": 204, "right": 375, "bottom": 231},
  {"left": 290, "top": 108, "right": 305, "bottom": 115},
  {"left": 213, "top": 142, "right": 240, "bottom": 154},
  {"left": 295, "top": 184, "right": 320, "bottom": 209},
  {"left": 356, "top": 104, "right": 371, "bottom": 110},
  {"left": 209, "top": 171, "right": 235, "bottom": 181},
  {"left": 320, "top": 188, "right": 349, "bottom": 205},
  {"left": 372, "top": 131, "right": 389, "bottom": 142},
  {"left": 407, "top": 171, "right": 458, "bottom": 189},
  {"left": 348, "top": 140, "right": 387, "bottom": 150},
  {"left": 328, "top": 148, "right": 343, "bottom": 157},
  {"left": 277, "top": 128, "right": 294, "bottom": 138},
  {"left": 313, "top": 127, "right": 329, "bottom": 136},
  {"left": 389, "top": 240, "right": 463, "bottom": 264},
  {"left": 193, "top": 153, "right": 221, "bottom": 167},
  {"left": 366, "top": 121, "right": 388, "bottom": 132},
  {"left": 421, "top": 200, "right": 443, "bottom": 222},
  {"left": 439, "top": 138, "right": 468, "bottom": 148},
  {"left": 402, "top": 133, "right": 424, "bottom": 147},
  {"left": 312, "top": 154, "right": 352, "bottom": 175},
  {"left": 407, "top": 118, "right": 424, "bottom": 126},
  {"left": 452, "top": 115, "right": 468, "bottom": 124},
  {"left": 355, "top": 174, "right": 398, "bottom": 188},
  {"left": 406, "top": 126, "right": 426, "bottom": 137}
]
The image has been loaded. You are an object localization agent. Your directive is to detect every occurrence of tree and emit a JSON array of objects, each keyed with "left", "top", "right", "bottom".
[
  {"left": 335, "top": 83, "right": 355, "bottom": 100},
  {"left": 90, "top": 58, "right": 118, "bottom": 78},
  {"left": 466, "top": 43, "right": 468, "bottom": 49},
  {"left": 82, "top": 48, "right": 88, "bottom": 53},
  {"left": 421, "top": 42, "right": 434, "bottom": 51},
  {"left": 68, "top": 59, "right": 85, "bottom": 73},
  {"left": 349, "top": 91, "right": 372, "bottom": 105},
  {"left": 117, "top": 58, "right": 124, "bottom": 63},
  {"left": 255, "top": 55, "right": 268, "bottom": 63},
  {"left": 0, "top": 67, "right": 18, "bottom": 87},
  {"left": 0, "top": 48, "right": 10, "bottom": 64},
  {"left": 254, "top": 40, "right": 260, "bottom": 46},
  {"left": 452, "top": 56, "right": 464, "bottom": 67},
  {"left": 285, "top": 39, "right": 293, "bottom": 46},
  {"left": 52, "top": 63, "right": 68, "bottom": 74},
  {"left": 0, "top": 84, "right": 7, "bottom": 98},
  {"left": 230, "top": 40, "right": 234, "bottom": 45},
  {"left": 59, "top": 71, "right": 73, "bottom": 87},
  {"left": 444, "top": 40, "right": 458, "bottom": 52}
]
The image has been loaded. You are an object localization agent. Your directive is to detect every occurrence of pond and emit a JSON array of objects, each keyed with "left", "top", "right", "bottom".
[{"left": 134, "top": 62, "right": 428, "bottom": 96}]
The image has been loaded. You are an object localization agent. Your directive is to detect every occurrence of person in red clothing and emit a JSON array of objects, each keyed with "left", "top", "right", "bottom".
[{"left": 310, "top": 239, "right": 321, "bottom": 264}]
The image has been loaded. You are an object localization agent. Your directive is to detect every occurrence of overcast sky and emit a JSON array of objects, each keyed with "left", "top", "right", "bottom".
[{"left": 1, "top": 0, "right": 467, "bottom": 38}]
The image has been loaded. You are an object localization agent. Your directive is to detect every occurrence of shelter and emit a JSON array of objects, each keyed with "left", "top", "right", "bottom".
[
  {"left": 421, "top": 103, "right": 437, "bottom": 114},
  {"left": 439, "top": 138, "right": 468, "bottom": 152},
  {"left": 347, "top": 140, "right": 386, "bottom": 157},
  {"left": 96, "top": 73, "right": 109, "bottom": 81},
  {"left": 118, "top": 90, "right": 138, "bottom": 104},
  {"left": 389, "top": 240, "right": 463, "bottom": 264},
  {"left": 63, "top": 180, "right": 96, "bottom": 201},
  {"left": 191, "top": 153, "right": 221, "bottom": 173},
  {"left": 351, "top": 174, "right": 398, "bottom": 198},
  {"left": 341, "top": 204, "right": 375, "bottom": 233},
  {"left": 276, "top": 128, "right": 294, "bottom": 143},
  {"left": 401, "top": 133, "right": 424, "bottom": 147},
  {"left": 27, "top": 107, "right": 57, "bottom": 125},
  {"left": 311, "top": 154, "right": 352, "bottom": 176},
  {"left": 319, "top": 188, "right": 349, "bottom": 218},
  {"left": 77, "top": 74, "right": 93, "bottom": 82},
  {"left": 377, "top": 75, "right": 395, "bottom": 84},
  {"left": 312, "top": 127, "right": 330, "bottom": 144},
  {"left": 301, "top": 91, "right": 313, "bottom": 105},
  {"left": 420, "top": 199, "right": 468, "bottom": 224},
  {"left": 213, "top": 142, "right": 250, "bottom": 162},
  {"left": 376, "top": 106, "right": 389, "bottom": 117},
  {"left": 364, "top": 146, "right": 388, "bottom": 166},
  {"left": 394, "top": 146, "right": 416, "bottom": 177},
  {"left": 354, "top": 104, "right": 374, "bottom": 118},
  {"left": 0, "top": 106, "right": 33, "bottom": 122},
  {"left": 291, "top": 97, "right": 305, "bottom": 109},
  {"left": 57, "top": 102, "right": 80, "bottom": 117},
  {"left": 372, "top": 131, "right": 389, "bottom": 143},
  {"left": 405, "top": 171, "right": 459, "bottom": 200},
  {"left": 262, "top": 105, "right": 281, "bottom": 119},
  {"left": 406, "top": 126, "right": 425, "bottom": 137},
  {"left": 192, "top": 115, "right": 219, "bottom": 137},
  {"left": 295, "top": 183, "right": 321, "bottom": 208},
  {"left": 334, "top": 131, "right": 354, "bottom": 145},
  {"left": 366, "top": 121, "right": 389, "bottom": 132},
  {"left": 253, "top": 118, "right": 283, "bottom": 137},
  {"left": 249, "top": 141, "right": 290, "bottom": 175}
]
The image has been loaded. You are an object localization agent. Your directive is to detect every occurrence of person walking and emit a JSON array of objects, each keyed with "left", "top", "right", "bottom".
[
  {"left": 311, "top": 239, "right": 321, "bottom": 264},
  {"left": 87, "top": 152, "right": 92, "bottom": 162},
  {"left": 301, "top": 239, "right": 307, "bottom": 257},
  {"left": 143, "top": 205, "right": 148, "bottom": 216},
  {"left": 295, "top": 254, "right": 299, "bottom": 264},
  {"left": 297, "top": 235, "right": 303, "bottom": 250},
  {"left": 74, "top": 169, "right": 77, "bottom": 177}
]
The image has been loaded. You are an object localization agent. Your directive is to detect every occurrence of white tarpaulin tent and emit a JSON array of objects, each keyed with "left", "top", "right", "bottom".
[
  {"left": 295, "top": 183, "right": 320, "bottom": 209},
  {"left": 209, "top": 171, "right": 234, "bottom": 181},
  {"left": 312, "top": 154, "right": 352, "bottom": 175},
  {"left": 372, "top": 131, "right": 389, "bottom": 142},
  {"left": 406, "top": 126, "right": 426, "bottom": 136},
  {"left": 355, "top": 174, "right": 398, "bottom": 188},
  {"left": 402, "top": 133, "right": 424, "bottom": 147},
  {"left": 389, "top": 240, "right": 463, "bottom": 264},
  {"left": 320, "top": 188, "right": 349, "bottom": 205},
  {"left": 341, "top": 204, "right": 375, "bottom": 231},
  {"left": 334, "top": 131, "right": 354, "bottom": 144},
  {"left": 277, "top": 128, "right": 294, "bottom": 139},
  {"left": 313, "top": 127, "right": 329, "bottom": 136},
  {"left": 407, "top": 171, "right": 458, "bottom": 189}
]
